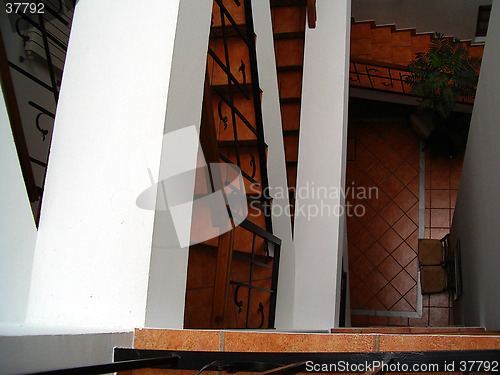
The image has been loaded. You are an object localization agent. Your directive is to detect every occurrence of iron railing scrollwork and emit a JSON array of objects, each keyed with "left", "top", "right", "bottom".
[
  {"left": 208, "top": 0, "right": 280, "bottom": 329},
  {"left": 3, "top": 0, "right": 75, "bottom": 221},
  {"left": 349, "top": 57, "right": 475, "bottom": 104}
]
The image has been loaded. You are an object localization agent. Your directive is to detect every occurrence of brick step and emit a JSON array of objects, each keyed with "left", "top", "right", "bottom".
[
  {"left": 350, "top": 18, "right": 485, "bottom": 65},
  {"left": 133, "top": 328, "right": 500, "bottom": 353}
]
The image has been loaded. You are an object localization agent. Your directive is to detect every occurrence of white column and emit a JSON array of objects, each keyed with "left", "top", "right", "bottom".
[
  {"left": 0, "top": 90, "right": 38, "bottom": 324},
  {"left": 293, "top": 0, "right": 351, "bottom": 330},
  {"left": 252, "top": 0, "right": 296, "bottom": 330},
  {"left": 27, "top": 0, "right": 211, "bottom": 330},
  {"left": 145, "top": 0, "right": 213, "bottom": 328},
  {"left": 450, "top": 0, "right": 500, "bottom": 330}
]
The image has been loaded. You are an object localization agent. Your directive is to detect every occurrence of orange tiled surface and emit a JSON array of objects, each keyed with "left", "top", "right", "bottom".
[
  {"left": 346, "top": 121, "right": 420, "bottom": 313},
  {"left": 126, "top": 328, "right": 500, "bottom": 374},
  {"left": 348, "top": 124, "right": 465, "bottom": 327},
  {"left": 424, "top": 151, "right": 463, "bottom": 239},
  {"left": 133, "top": 328, "right": 500, "bottom": 352}
]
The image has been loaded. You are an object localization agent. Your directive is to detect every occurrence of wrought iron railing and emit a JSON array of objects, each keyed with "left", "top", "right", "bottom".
[
  {"left": 1, "top": 0, "right": 75, "bottom": 223},
  {"left": 205, "top": 0, "right": 280, "bottom": 329},
  {"left": 349, "top": 57, "right": 475, "bottom": 104},
  {"left": 349, "top": 58, "right": 412, "bottom": 95},
  {"left": 232, "top": 219, "right": 281, "bottom": 329}
]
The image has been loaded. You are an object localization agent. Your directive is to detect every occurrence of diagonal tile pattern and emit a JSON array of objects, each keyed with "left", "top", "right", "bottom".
[
  {"left": 346, "top": 121, "right": 420, "bottom": 312},
  {"left": 348, "top": 124, "right": 465, "bottom": 327}
]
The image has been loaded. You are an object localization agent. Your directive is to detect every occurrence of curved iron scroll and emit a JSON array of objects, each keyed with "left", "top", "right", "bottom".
[
  {"left": 257, "top": 302, "right": 264, "bottom": 328},
  {"left": 238, "top": 60, "right": 246, "bottom": 85},
  {"left": 249, "top": 153, "right": 256, "bottom": 178},
  {"left": 263, "top": 240, "right": 270, "bottom": 264},
  {"left": 35, "top": 113, "right": 49, "bottom": 141},
  {"left": 218, "top": 99, "right": 228, "bottom": 130},
  {"left": 233, "top": 285, "right": 243, "bottom": 314}
]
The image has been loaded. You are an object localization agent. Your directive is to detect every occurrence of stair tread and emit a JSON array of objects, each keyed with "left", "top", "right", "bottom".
[
  {"left": 270, "top": 0, "right": 307, "bottom": 7},
  {"left": 277, "top": 64, "right": 303, "bottom": 72},
  {"left": 273, "top": 31, "right": 305, "bottom": 40},
  {"left": 210, "top": 25, "right": 248, "bottom": 40}
]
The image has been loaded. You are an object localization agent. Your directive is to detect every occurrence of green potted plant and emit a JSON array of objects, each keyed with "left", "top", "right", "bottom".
[{"left": 405, "top": 33, "right": 481, "bottom": 156}]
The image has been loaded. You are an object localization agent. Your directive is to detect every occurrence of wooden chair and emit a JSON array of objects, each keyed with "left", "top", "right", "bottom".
[{"left": 418, "top": 234, "right": 454, "bottom": 294}]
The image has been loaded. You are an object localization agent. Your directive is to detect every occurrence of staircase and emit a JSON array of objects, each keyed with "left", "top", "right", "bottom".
[
  {"left": 183, "top": 0, "right": 487, "bottom": 330},
  {"left": 184, "top": 0, "right": 279, "bottom": 330},
  {"left": 271, "top": 1, "right": 308, "bottom": 227},
  {"left": 350, "top": 18, "right": 485, "bottom": 65},
  {"left": 350, "top": 19, "right": 484, "bottom": 98},
  {"left": 271, "top": 9, "right": 485, "bottom": 228}
]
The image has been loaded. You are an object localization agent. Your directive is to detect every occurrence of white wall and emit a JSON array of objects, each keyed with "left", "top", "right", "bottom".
[
  {"left": 27, "top": 0, "right": 182, "bottom": 329},
  {"left": 0, "top": 89, "right": 38, "bottom": 323},
  {"left": 252, "top": 0, "right": 296, "bottom": 330},
  {"left": 293, "top": 0, "right": 351, "bottom": 330},
  {"left": 0, "top": 330, "right": 133, "bottom": 375},
  {"left": 450, "top": 0, "right": 500, "bottom": 331},
  {"left": 352, "top": 0, "right": 492, "bottom": 41}
]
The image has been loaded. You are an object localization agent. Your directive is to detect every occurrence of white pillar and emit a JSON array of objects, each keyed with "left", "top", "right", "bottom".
[
  {"left": 450, "top": 0, "right": 500, "bottom": 330},
  {"left": 293, "top": 0, "right": 351, "bottom": 330},
  {"left": 27, "top": 0, "right": 211, "bottom": 330},
  {"left": 0, "top": 90, "right": 38, "bottom": 324},
  {"left": 145, "top": 0, "right": 213, "bottom": 328},
  {"left": 252, "top": 0, "right": 296, "bottom": 330}
]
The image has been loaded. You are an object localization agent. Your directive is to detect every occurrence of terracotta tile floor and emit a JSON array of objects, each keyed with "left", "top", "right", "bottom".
[
  {"left": 347, "top": 121, "right": 419, "bottom": 312},
  {"left": 347, "top": 120, "right": 465, "bottom": 327}
]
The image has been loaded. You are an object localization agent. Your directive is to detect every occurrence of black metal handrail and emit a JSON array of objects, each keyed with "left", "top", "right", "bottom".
[
  {"left": 25, "top": 355, "right": 179, "bottom": 375},
  {"left": 350, "top": 58, "right": 411, "bottom": 94},
  {"left": 116, "top": 348, "right": 500, "bottom": 374}
]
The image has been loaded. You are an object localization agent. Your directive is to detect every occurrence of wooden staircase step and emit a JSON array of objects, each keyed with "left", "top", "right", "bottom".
[
  {"left": 277, "top": 65, "right": 303, "bottom": 72},
  {"left": 273, "top": 31, "right": 305, "bottom": 40},
  {"left": 281, "top": 102, "right": 300, "bottom": 131},
  {"left": 278, "top": 70, "right": 302, "bottom": 99},
  {"left": 210, "top": 25, "right": 248, "bottom": 40},
  {"left": 270, "top": 0, "right": 307, "bottom": 7},
  {"left": 211, "top": 84, "right": 257, "bottom": 96},
  {"left": 275, "top": 38, "right": 304, "bottom": 67},
  {"left": 217, "top": 139, "right": 259, "bottom": 147},
  {"left": 271, "top": 6, "right": 306, "bottom": 35}
]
